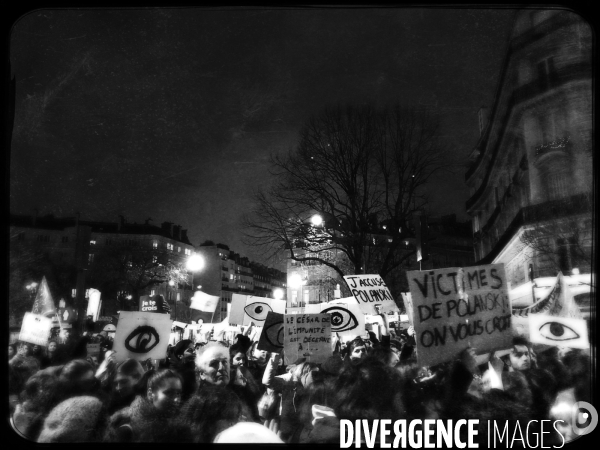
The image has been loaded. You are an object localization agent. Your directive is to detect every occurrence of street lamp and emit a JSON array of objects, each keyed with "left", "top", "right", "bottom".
[
  {"left": 273, "top": 288, "right": 284, "bottom": 300},
  {"left": 186, "top": 253, "right": 205, "bottom": 289},
  {"left": 311, "top": 214, "right": 323, "bottom": 227}
]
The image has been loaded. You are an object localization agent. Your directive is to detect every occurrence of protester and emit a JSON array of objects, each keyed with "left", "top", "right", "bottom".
[
  {"left": 104, "top": 358, "right": 146, "bottom": 414},
  {"left": 169, "top": 339, "right": 197, "bottom": 402},
  {"left": 229, "top": 344, "right": 262, "bottom": 422},
  {"left": 213, "top": 421, "right": 284, "bottom": 443},
  {"left": 344, "top": 337, "right": 367, "bottom": 365},
  {"left": 9, "top": 343, "right": 17, "bottom": 359},
  {"left": 105, "top": 369, "right": 189, "bottom": 442},
  {"left": 181, "top": 385, "right": 246, "bottom": 443},
  {"left": 195, "top": 342, "right": 231, "bottom": 387},
  {"left": 37, "top": 396, "right": 109, "bottom": 442}
]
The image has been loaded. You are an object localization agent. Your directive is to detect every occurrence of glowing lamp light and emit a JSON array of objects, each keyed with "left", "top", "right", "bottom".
[
  {"left": 311, "top": 214, "right": 323, "bottom": 226},
  {"left": 186, "top": 253, "right": 205, "bottom": 272},
  {"left": 288, "top": 273, "right": 303, "bottom": 289},
  {"left": 168, "top": 280, "right": 175, "bottom": 286},
  {"left": 273, "top": 288, "right": 284, "bottom": 300}
]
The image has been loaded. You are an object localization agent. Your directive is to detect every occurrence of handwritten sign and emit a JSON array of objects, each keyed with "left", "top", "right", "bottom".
[
  {"left": 113, "top": 311, "right": 172, "bottom": 362},
  {"left": 407, "top": 264, "right": 512, "bottom": 367},
  {"left": 257, "top": 312, "right": 284, "bottom": 353},
  {"left": 284, "top": 313, "right": 332, "bottom": 364},
  {"left": 343, "top": 274, "right": 397, "bottom": 314},
  {"left": 529, "top": 314, "right": 589, "bottom": 349},
  {"left": 230, "top": 295, "right": 286, "bottom": 326},
  {"left": 19, "top": 312, "right": 53, "bottom": 346},
  {"left": 305, "top": 298, "right": 365, "bottom": 342}
]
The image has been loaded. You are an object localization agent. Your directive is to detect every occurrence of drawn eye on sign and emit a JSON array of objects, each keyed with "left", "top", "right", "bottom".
[
  {"left": 264, "top": 319, "right": 284, "bottom": 348},
  {"left": 538, "top": 321, "right": 580, "bottom": 341},
  {"left": 124, "top": 325, "right": 160, "bottom": 353},
  {"left": 321, "top": 306, "right": 358, "bottom": 332},
  {"left": 244, "top": 302, "right": 273, "bottom": 321}
]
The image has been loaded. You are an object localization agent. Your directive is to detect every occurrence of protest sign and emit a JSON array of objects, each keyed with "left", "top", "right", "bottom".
[
  {"left": 86, "top": 343, "right": 101, "bottom": 357},
  {"left": 19, "top": 312, "right": 53, "bottom": 346},
  {"left": 407, "top": 264, "right": 512, "bottom": 367},
  {"left": 230, "top": 294, "right": 286, "bottom": 326},
  {"left": 257, "top": 312, "right": 284, "bottom": 353},
  {"left": 86, "top": 288, "right": 102, "bottom": 322},
  {"left": 304, "top": 299, "right": 365, "bottom": 342},
  {"left": 284, "top": 313, "right": 332, "bottom": 364},
  {"left": 113, "top": 311, "right": 172, "bottom": 362},
  {"left": 343, "top": 274, "right": 397, "bottom": 314},
  {"left": 139, "top": 294, "right": 170, "bottom": 314},
  {"left": 529, "top": 314, "right": 589, "bottom": 349},
  {"left": 512, "top": 272, "right": 582, "bottom": 338},
  {"left": 31, "top": 277, "right": 56, "bottom": 317},
  {"left": 190, "top": 290, "right": 220, "bottom": 323}
]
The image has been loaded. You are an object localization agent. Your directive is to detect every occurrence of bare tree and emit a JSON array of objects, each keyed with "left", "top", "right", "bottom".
[
  {"left": 243, "top": 103, "right": 450, "bottom": 284},
  {"left": 87, "top": 242, "right": 190, "bottom": 309}
]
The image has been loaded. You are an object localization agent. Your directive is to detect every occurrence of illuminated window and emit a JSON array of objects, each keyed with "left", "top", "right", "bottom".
[
  {"left": 153, "top": 241, "right": 158, "bottom": 249},
  {"left": 88, "top": 253, "right": 95, "bottom": 263},
  {"left": 177, "top": 292, "right": 181, "bottom": 301},
  {"left": 150, "top": 289, "right": 155, "bottom": 296},
  {"left": 152, "top": 255, "right": 158, "bottom": 263}
]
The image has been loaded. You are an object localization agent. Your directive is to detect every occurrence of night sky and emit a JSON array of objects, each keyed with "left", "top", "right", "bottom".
[{"left": 10, "top": 6, "right": 515, "bottom": 265}]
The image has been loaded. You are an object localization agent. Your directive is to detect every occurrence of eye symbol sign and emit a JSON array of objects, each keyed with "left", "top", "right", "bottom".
[
  {"left": 539, "top": 321, "right": 580, "bottom": 341},
  {"left": 244, "top": 302, "right": 273, "bottom": 321},
  {"left": 264, "top": 320, "right": 284, "bottom": 348},
  {"left": 321, "top": 306, "right": 358, "bottom": 332},
  {"left": 124, "top": 325, "right": 160, "bottom": 353}
]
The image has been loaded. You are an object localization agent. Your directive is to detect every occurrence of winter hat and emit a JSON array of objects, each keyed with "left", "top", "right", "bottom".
[
  {"left": 37, "top": 396, "right": 106, "bottom": 442},
  {"left": 213, "top": 422, "right": 284, "bottom": 443}
]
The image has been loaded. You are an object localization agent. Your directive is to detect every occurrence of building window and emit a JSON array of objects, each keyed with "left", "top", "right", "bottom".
[
  {"left": 291, "top": 291, "right": 298, "bottom": 306},
  {"left": 37, "top": 235, "right": 50, "bottom": 243},
  {"left": 62, "top": 236, "right": 69, "bottom": 243},
  {"left": 177, "top": 246, "right": 181, "bottom": 252},
  {"left": 106, "top": 239, "right": 112, "bottom": 246},
  {"left": 230, "top": 274, "right": 234, "bottom": 280},
  {"left": 153, "top": 241, "right": 158, "bottom": 249},
  {"left": 547, "top": 172, "right": 568, "bottom": 201},
  {"left": 151, "top": 289, "right": 156, "bottom": 296},
  {"left": 184, "top": 248, "right": 191, "bottom": 256},
  {"left": 90, "top": 240, "right": 96, "bottom": 246},
  {"left": 152, "top": 255, "right": 158, "bottom": 263},
  {"left": 167, "top": 243, "right": 174, "bottom": 251},
  {"left": 177, "top": 292, "right": 181, "bottom": 301},
  {"left": 88, "top": 253, "right": 95, "bottom": 263}
]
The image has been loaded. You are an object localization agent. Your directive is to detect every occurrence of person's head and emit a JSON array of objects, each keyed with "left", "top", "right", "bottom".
[
  {"left": 20, "top": 372, "right": 60, "bottom": 415},
  {"left": 145, "top": 369, "right": 183, "bottom": 414},
  {"left": 62, "top": 328, "right": 71, "bottom": 340},
  {"left": 371, "top": 347, "right": 400, "bottom": 367},
  {"left": 230, "top": 343, "right": 247, "bottom": 367},
  {"left": 8, "top": 343, "right": 16, "bottom": 359},
  {"left": 47, "top": 340, "right": 58, "bottom": 354},
  {"left": 86, "top": 355, "right": 99, "bottom": 368},
  {"left": 196, "top": 342, "right": 230, "bottom": 386},
  {"left": 508, "top": 336, "right": 533, "bottom": 371},
  {"left": 347, "top": 337, "right": 367, "bottom": 363},
  {"left": 173, "top": 339, "right": 195, "bottom": 363},
  {"left": 333, "top": 356, "right": 404, "bottom": 422},
  {"left": 32, "top": 345, "right": 42, "bottom": 355},
  {"left": 114, "top": 358, "right": 145, "bottom": 398},
  {"left": 17, "top": 342, "right": 31, "bottom": 356},
  {"left": 58, "top": 359, "right": 98, "bottom": 399},
  {"left": 250, "top": 342, "right": 268, "bottom": 364},
  {"left": 37, "top": 396, "right": 108, "bottom": 443},
  {"left": 182, "top": 386, "right": 245, "bottom": 443}
]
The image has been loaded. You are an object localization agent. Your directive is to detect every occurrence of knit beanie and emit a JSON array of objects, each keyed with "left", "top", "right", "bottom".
[
  {"left": 37, "top": 396, "right": 105, "bottom": 442},
  {"left": 213, "top": 422, "right": 284, "bottom": 443}
]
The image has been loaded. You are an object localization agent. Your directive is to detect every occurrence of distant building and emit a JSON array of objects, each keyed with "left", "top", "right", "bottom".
[
  {"left": 464, "top": 10, "right": 592, "bottom": 311},
  {"left": 195, "top": 242, "right": 287, "bottom": 322},
  {"left": 9, "top": 214, "right": 195, "bottom": 320}
]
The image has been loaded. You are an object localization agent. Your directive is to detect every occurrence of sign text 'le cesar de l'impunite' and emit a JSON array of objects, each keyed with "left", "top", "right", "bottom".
[
  {"left": 406, "top": 264, "right": 512, "bottom": 367},
  {"left": 283, "top": 313, "right": 332, "bottom": 365}
]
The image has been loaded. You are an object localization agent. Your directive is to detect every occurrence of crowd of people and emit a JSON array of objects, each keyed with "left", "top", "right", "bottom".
[{"left": 8, "top": 313, "right": 592, "bottom": 444}]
